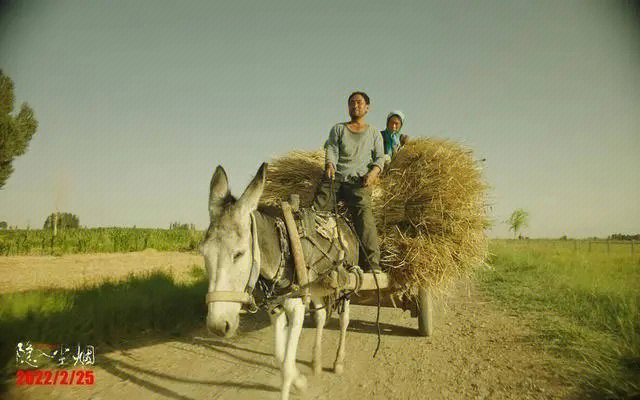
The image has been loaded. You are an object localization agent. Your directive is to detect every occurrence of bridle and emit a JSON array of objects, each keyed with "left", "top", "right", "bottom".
[{"left": 205, "top": 212, "right": 261, "bottom": 311}]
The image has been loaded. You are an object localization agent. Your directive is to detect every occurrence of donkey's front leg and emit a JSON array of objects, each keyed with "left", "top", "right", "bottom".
[
  {"left": 333, "top": 298, "right": 350, "bottom": 375},
  {"left": 270, "top": 306, "right": 287, "bottom": 369},
  {"left": 280, "top": 298, "right": 306, "bottom": 400},
  {"left": 311, "top": 298, "right": 327, "bottom": 375}
]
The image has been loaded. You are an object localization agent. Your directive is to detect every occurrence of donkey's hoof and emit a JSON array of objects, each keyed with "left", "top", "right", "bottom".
[
  {"left": 333, "top": 363, "right": 344, "bottom": 375},
  {"left": 293, "top": 373, "right": 307, "bottom": 391}
]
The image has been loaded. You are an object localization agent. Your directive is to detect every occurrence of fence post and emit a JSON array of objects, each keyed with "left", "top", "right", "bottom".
[
  {"left": 632, "top": 241, "right": 635, "bottom": 257},
  {"left": 607, "top": 239, "right": 610, "bottom": 255}
]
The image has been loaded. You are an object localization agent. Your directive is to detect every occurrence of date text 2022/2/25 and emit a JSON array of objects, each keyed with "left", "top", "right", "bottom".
[{"left": 16, "top": 369, "right": 95, "bottom": 385}]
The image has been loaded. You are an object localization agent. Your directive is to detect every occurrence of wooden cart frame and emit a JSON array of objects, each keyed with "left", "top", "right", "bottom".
[{"left": 312, "top": 271, "right": 434, "bottom": 337}]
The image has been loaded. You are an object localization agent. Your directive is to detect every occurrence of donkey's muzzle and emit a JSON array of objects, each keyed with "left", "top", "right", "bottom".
[
  {"left": 207, "top": 312, "right": 239, "bottom": 338},
  {"left": 205, "top": 291, "right": 249, "bottom": 337}
]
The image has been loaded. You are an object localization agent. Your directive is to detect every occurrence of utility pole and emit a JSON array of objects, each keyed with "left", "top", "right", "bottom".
[{"left": 53, "top": 212, "right": 58, "bottom": 237}]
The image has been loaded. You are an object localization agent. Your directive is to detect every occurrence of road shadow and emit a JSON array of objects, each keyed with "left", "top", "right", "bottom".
[
  {"left": 100, "top": 354, "right": 279, "bottom": 400},
  {"left": 323, "top": 317, "right": 421, "bottom": 337},
  {"left": 237, "top": 309, "right": 272, "bottom": 333},
  {"left": 189, "top": 337, "right": 276, "bottom": 370}
]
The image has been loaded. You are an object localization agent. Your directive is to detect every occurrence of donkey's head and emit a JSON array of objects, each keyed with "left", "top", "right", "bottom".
[{"left": 201, "top": 163, "right": 266, "bottom": 337}]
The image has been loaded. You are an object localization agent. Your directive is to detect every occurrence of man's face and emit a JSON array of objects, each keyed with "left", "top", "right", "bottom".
[
  {"left": 387, "top": 115, "right": 402, "bottom": 133},
  {"left": 348, "top": 94, "right": 369, "bottom": 119}
]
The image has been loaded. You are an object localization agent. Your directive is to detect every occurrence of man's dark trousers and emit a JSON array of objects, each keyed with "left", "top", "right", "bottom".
[{"left": 312, "top": 178, "right": 380, "bottom": 272}]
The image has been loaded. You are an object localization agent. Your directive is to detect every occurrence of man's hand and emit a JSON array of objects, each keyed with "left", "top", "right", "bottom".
[
  {"left": 400, "top": 134, "right": 409, "bottom": 146},
  {"left": 362, "top": 166, "right": 381, "bottom": 187},
  {"left": 325, "top": 163, "right": 335, "bottom": 181}
]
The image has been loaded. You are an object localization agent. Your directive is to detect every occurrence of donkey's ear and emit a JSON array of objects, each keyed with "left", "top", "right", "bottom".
[
  {"left": 237, "top": 162, "right": 267, "bottom": 214},
  {"left": 209, "top": 166, "right": 230, "bottom": 219}
]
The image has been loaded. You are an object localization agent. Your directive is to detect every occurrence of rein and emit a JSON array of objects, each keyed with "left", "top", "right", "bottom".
[{"left": 205, "top": 212, "right": 261, "bottom": 310}]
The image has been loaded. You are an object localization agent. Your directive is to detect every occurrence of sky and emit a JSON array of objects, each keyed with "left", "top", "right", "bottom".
[{"left": 0, "top": 0, "right": 638, "bottom": 238}]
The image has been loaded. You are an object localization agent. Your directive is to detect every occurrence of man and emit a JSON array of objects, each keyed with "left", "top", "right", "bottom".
[
  {"left": 381, "top": 110, "right": 408, "bottom": 164},
  {"left": 313, "top": 91, "right": 384, "bottom": 272}
]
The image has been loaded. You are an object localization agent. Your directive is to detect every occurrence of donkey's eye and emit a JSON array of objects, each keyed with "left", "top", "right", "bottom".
[{"left": 233, "top": 251, "right": 245, "bottom": 262}]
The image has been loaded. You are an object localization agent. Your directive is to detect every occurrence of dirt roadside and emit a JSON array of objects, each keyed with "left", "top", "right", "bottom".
[{"left": 5, "top": 252, "right": 573, "bottom": 399}]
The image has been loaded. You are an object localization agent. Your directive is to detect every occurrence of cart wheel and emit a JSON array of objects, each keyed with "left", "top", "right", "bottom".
[{"left": 417, "top": 286, "right": 433, "bottom": 337}]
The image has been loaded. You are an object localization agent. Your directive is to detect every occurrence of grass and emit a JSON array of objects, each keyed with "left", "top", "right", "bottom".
[
  {"left": 0, "top": 227, "right": 203, "bottom": 256},
  {"left": 477, "top": 239, "right": 640, "bottom": 399},
  {"left": 0, "top": 266, "right": 208, "bottom": 393}
]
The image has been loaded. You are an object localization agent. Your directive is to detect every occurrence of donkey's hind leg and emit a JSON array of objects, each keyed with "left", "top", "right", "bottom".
[
  {"left": 333, "top": 298, "right": 350, "bottom": 375},
  {"left": 311, "top": 296, "right": 327, "bottom": 375}
]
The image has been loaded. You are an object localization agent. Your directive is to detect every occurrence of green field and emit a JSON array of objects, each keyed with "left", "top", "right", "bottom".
[
  {"left": 478, "top": 239, "right": 640, "bottom": 399},
  {"left": 0, "top": 228, "right": 203, "bottom": 256}
]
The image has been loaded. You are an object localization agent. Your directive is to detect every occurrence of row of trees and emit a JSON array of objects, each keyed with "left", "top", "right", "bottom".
[
  {"left": 1, "top": 213, "right": 80, "bottom": 230},
  {"left": 43, "top": 212, "right": 80, "bottom": 229},
  {"left": 506, "top": 211, "right": 639, "bottom": 240},
  {"left": 609, "top": 233, "right": 640, "bottom": 241},
  {"left": 0, "top": 212, "right": 80, "bottom": 229},
  {"left": 2, "top": 214, "right": 80, "bottom": 229},
  {"left": 169, "top": 222, "right": 196, "bottom": 230},
  {"left": 1, "top": 216, "right": 199, "bottom": 230}
]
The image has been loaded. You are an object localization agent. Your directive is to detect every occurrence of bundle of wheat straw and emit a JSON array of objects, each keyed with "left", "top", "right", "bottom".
[
  {"left": 260, "top": 138, "right": 489, "bottom": 293},
  {"left": 260, "top": 150, "right": 325, "bottom": 208}
]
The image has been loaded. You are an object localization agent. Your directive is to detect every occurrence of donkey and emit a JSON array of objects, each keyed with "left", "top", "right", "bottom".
[{"left": 201, "top": 163, "right": 359, "bottom": 400}]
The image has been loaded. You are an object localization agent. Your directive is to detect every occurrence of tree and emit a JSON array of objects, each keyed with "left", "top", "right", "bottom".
[
  {"left": 0, "top": 70, "right": 38, "bottom": 190},
  {"left": 43, "top": 212, "right": 80, "bottom": 230},
  {"left": 170, "top": 221, "right": 195, "bottom": 230},
  {"left": 506, "top": 209, "right": 529, "bottom": 239},
  {"left": 0, "top": 221, "right": 7, "bottom": 229}
]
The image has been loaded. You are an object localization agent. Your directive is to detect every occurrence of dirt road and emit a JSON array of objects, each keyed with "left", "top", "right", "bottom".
[{"left": 6, "top": 252, "right": 571, "bottom": 399}]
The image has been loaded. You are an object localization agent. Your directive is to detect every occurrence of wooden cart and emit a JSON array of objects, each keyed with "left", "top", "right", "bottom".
[{"left": 313, "top": 271, "right": 434, "bottom": 337}]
